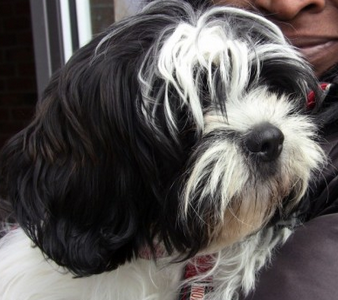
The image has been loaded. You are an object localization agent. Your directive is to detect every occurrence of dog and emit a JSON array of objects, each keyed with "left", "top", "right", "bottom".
[{"left": 0, "top": 1, "right": 326, "bottom": 299}]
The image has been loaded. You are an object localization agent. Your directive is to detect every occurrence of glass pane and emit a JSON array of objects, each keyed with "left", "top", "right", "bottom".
[{"left": 90, "top": 0, "right": 115, "bottom": 35}]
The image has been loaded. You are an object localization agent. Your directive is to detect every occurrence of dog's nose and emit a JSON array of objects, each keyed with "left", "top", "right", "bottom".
[{"left": 245, "top": 123, "right": 284, "bottom": 161}]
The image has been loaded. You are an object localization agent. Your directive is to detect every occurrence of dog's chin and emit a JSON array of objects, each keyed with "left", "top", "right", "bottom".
[
  {"left": 206, "top": 200, "right": 296, "bottom": 253},
  {"left": 200, "top": 202, "right": 281, "bottom": 253}
]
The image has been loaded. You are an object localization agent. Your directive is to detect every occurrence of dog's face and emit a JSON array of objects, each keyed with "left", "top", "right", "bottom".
[
  {"left": 0, "top": 1, "right": 324, "bottom": 275},
  {"left": 183, "top": 90, "right": 321, "bottom": 253}
]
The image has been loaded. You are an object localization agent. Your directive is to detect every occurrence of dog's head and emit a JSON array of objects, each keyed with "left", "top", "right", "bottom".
[{"left": 0, "top": 0, "right": 325, "bottom": 275}]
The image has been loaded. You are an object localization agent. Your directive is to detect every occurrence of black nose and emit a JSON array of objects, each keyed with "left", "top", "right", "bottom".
[{"left": 245, "top": 122, "right": 284, "bottom": 161}]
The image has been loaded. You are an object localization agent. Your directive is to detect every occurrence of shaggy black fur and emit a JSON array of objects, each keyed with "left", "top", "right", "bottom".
[{"left": 0, "top": 0, "right": 324, "bottom": 276}]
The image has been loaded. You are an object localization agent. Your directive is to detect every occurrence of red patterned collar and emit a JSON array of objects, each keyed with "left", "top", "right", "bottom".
[{"left": 179, "top": 255, "right": 214, "bottom": 300}]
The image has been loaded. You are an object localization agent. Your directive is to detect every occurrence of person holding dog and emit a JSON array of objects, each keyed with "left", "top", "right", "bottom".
[
  {"left": 192, "top": 0, "right": 338, "bottom": 299},
  {"left": 211, "top": 2, "right": 338, "bottom": 299},
  {"left": 146, "top": 0, "right": 338, "bottom": 298}
]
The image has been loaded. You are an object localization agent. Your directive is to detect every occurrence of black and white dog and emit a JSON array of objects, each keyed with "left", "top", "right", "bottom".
[{"left": 0, "top": 1, "right": 326, "bottom": 299}]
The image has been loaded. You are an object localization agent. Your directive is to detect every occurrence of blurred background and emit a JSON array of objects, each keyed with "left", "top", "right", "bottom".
[{"left": 0, "top": 0, "right": 143, "bottom": 148}]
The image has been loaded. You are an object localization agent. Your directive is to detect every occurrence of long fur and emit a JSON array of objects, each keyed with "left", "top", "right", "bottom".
[{"left": 0, "top": 1, "right": 326, "bottom": 299}]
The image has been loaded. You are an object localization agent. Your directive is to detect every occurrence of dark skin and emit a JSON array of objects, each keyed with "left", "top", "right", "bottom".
[{"left": 212, "top": 0, "right": 338, "bottom": 78}]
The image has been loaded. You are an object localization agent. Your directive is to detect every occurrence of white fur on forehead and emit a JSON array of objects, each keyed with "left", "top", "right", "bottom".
[{"left": 141, "top": 6, "right": 306, "bottom": 134}]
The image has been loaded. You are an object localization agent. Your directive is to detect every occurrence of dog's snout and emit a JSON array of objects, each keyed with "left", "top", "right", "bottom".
[{"left": 245, "top": 122, "right": 284, "bottom": 162}]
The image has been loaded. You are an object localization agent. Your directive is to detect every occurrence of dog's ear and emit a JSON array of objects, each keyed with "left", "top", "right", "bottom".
[
  {"left": 0, "top": 2, "right": 196, "bottom": 276},
  {"left": 0, "top": 56, "right": 144, "bottom": 276}
]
